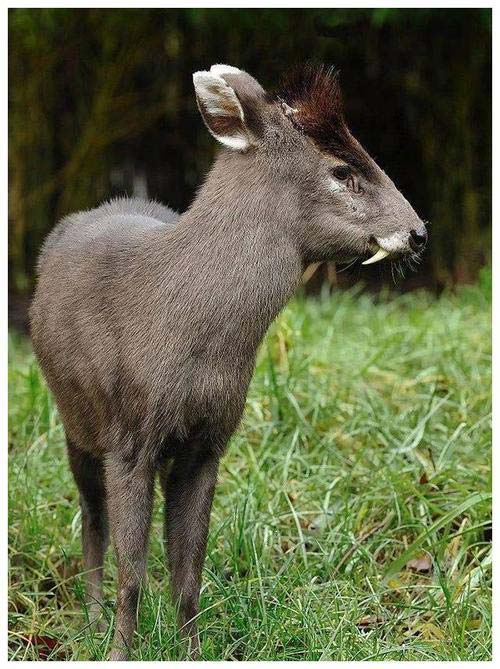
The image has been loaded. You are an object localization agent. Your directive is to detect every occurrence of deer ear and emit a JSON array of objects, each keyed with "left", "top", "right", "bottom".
[{"left": 193, "top": 69, "right": 252, "bottom": 152}]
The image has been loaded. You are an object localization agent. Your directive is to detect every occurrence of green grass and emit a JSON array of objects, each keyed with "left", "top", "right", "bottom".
[{"left": 8, "top": 282, "right": 491, "bottom": 661}]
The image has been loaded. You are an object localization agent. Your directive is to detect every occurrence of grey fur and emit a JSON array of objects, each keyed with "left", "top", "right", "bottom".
[{"left": 30, "top": 65, "right": 426, "bottom": 660}]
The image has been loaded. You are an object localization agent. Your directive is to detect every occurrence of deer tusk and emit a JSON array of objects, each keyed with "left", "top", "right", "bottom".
[{"left": 362, "top": 247, "right": 390, "bottom": 265}]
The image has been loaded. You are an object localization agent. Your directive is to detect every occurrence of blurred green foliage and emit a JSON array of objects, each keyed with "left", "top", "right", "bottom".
[{"left": 9, "top": 8, "right": 491, "bottom": 302}]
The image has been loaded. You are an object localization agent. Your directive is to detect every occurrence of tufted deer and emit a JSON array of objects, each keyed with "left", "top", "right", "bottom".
[{"left": 30, "top": 64, "right": 427, "bottom": 660}]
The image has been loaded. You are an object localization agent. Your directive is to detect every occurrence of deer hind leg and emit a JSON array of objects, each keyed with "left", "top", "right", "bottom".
[
  {"left": 105, "top": 449, "right": 155, "bottom": 661},
  {"left": 160, "top": 441, "right": 220, "bottom": 658},
  {"left": 67, "top": 438, "right": 109, "bottom": 632}
]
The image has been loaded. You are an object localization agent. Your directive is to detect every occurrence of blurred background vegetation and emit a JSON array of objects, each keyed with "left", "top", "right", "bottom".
[{"left": 8, "top": 8, "right": 491, "bottom": 328}]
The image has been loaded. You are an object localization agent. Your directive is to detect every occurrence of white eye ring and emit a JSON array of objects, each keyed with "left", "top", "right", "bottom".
[{"left": 329, "top": 178, "right": 347, "bottom": 193}]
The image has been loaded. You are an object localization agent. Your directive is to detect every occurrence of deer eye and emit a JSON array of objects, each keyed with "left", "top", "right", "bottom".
[{"left": 331, "top": 165, "right": 351, "bottom": 181}]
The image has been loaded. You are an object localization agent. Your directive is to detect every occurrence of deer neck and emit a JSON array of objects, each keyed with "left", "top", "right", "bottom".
[{"left": 176, "top": 151, "right": 304, "bottom": 354}]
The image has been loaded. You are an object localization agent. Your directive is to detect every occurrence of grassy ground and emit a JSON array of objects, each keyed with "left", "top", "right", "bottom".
[{"left": 8, "top": 281, "right": 491, "bottom": 661}]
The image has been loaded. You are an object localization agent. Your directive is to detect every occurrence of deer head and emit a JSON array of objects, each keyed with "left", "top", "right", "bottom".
[{"left": 193, "top": 64, "right": 427, "bottom": 269}]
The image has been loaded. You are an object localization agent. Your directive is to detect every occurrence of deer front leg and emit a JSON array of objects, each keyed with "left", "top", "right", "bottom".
[
  {"left": 160, "top": 444, "right": 220, "bottom": 657},
  {"left": 105, "top": 452, "right": 155, "bottom": 661}
]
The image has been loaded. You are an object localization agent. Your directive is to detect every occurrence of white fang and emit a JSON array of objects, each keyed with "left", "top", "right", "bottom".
[{"left": 362, "top": 247, "right": 390, "bottom": 265}]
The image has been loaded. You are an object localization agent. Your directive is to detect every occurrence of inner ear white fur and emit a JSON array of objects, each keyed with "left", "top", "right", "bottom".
[
  {"left": 193, "top": 70, "right": 250, "bottom": 151},
  {"left": 210, "top": 64, "right": 244, "bottom": 77}
]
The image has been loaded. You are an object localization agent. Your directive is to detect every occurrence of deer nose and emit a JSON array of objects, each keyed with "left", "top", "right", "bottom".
[{"left": 409, "top": 228, "right": 428, "bottom": 251}]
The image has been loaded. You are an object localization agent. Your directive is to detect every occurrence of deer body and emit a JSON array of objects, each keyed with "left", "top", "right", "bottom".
[
  {"left": 34, "top": 164, "right": 301, "bottom": 459},
  {"left": 30, "top": 64, "right": 427, "bottom": 660}
]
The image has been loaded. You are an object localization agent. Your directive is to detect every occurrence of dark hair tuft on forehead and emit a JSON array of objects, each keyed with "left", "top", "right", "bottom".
[
  {"left": 276, "top": 63, "right": 344, "bottom": 123},
  {"left": 275, "top": 64, "right": 374, "bottom": 176}
]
